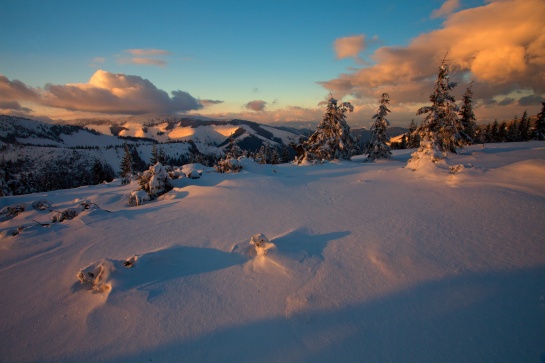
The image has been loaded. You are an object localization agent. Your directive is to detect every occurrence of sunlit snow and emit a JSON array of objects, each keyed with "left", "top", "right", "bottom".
[{"left": 1, "top": 141, "right": 544, "bottom": 362}]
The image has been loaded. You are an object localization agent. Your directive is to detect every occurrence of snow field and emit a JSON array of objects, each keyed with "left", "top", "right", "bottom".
[{"left": 0, "top": 142, "right": 544, "bottom": 362}]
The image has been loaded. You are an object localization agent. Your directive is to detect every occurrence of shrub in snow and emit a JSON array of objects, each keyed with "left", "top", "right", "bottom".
[
  {"left": 31, "top": 200, "right": 52, "bottom": 211},
  {"left": 215, "top": 134, "right": 243, "bottom": 173},
  {"left": 136, "top": 162, "right": 172, "bottom": 199},
  {"left": 214, "top": 157, "right": 242, "bottom": 173},
  {"left": 77, "top": 259, "right": 115, "bottom": 292},
  {"left": 449, "top": 164, "right": 465, "bottom": 174},
  {"left": 77, "top": 256, "right": 137, "bottom": 292},
  {"left": 51, "top": 208, "right": 80, "bottom": 223},
  {"left": 129, "top": 189, "right": 150, "bottom": 206},
  {"left": 406, "top": 139, "right": 445, "bottom": 170},
  {"left": 0, "top": 204, "right": 26, "bottom": 222},
  {"left": 250, "top": 233, "right": 276, "bottom": 256},
  {"left": 295, "top": 97, "right": 356, "bottom": 164},
  {"left": 185, "top": 168, "right": 201, "bottom": 179}
]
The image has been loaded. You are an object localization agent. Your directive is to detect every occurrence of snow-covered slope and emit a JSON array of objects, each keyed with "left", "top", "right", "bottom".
[
  {"left": 0, "top": 115, "right": 128, "bottom": 147},
  {"left": 1, "top": 142, "right": 544, "bottom": 362}
]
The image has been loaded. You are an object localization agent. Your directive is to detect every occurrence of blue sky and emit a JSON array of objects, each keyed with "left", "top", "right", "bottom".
[{"left": 1, "top": 0, "right": 544, "bottom": 127}]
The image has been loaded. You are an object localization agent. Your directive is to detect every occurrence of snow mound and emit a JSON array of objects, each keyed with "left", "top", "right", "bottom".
[
  {"left": 77, "top": 259, "right": 117, "bottom": 292},
  {"left": 406, "top": 140, "right": 445, "bottom": 170},
  {"left": 250, "top": 233, "right": 276, "bottom": 256}
]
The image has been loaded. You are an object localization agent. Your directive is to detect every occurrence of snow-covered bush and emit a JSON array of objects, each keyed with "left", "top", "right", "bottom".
[
  {"left": 406, "top": 139, "right": 445, "bottom": 170},
  {"left": 136, "top": 162, "right": 172, "bottom": 200},
  {"left": 51, "top": 208, "right": 80, "bottom": 223},
  {"left": 77, "top": 256, "right": 137, "bottom": 292},
  {"left": 129, "top": 190, "right": 150, "bottom": 206},
  {"left": 31, "top": 200, "right": 52, "bottom": 211},
  {"left": 77, "top": 259, "right": 115, "bottom": 292},
  {"left": 215, "top": 156, "right": 242, "bottom": 173},
  {"left": 0, "top": 204, "right": 25, "bottom": 222},
  {"left": 250, "top": 233, "right": 276, "bottom": 256}
]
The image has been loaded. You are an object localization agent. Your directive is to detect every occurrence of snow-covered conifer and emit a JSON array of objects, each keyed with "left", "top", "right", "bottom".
[
  {"left": 137, "top": 162, "right": 172, "bottom": 197},
  {"left": 407, "top": 57, "right": 462, "bottom": 169},
  {"left": 458, "top": 82, "right": 477, "bottom": 145},
  {"left": 534, "top": 101, "right": 545, "bottom": 140},
  {"left": 214, "top": 134, "right": 243, "bottom": 173},
  {"left": 296, "top": 97, "right": 356, "bottom": 164},
  {"left": 415, "top": 57, "right": 461, "bottom": 154},
  {"left": 366, "top": 93, "right": 392, "bottom": 160},
  {"left": 120, "top": 143, "right": 133, "bottom": 180}
]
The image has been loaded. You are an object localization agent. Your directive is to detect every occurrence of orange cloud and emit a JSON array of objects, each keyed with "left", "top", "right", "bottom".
[
  {"left": 320, "top": 0, "right": 545, "bottom": 123},
  {"left": 431, "top": 0, "right": 460, "bottom": 18},
  {"left": 334, "top": 35, "right": 366, "bottom": 59},
  {"left": 40, "top": 70, "right": 202, "bottom": 114},
  {"left": 0, "top": 75, "right": 40, "bottom": 102}
]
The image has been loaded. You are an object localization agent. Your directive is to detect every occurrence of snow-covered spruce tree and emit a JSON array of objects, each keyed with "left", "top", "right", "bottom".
[
  {"left": 120, "top": 143, "right": 133, "bottom": 183},
  {"left": 295, "top": 97, "right": 356, "bottom": 164},
  {"left": 366, "top": 93, "right": 392, "bottom": 160},
  {"left": 137, "top": 162, "right": 172, "bottom": 197},
  {"left": 214, "top": 135, "right": 242, "bottom": 173},
  {"left": 458, "top": 82, "right": 477, "bottom": 145},
  {"left": 407, "top": 58, "right": 461, "bottom": 169},
  {"left": 534, "top": 101, "right": 545, "bottom": 140}
]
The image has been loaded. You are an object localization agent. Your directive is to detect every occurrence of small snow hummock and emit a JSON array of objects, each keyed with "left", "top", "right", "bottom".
[
  {"left": 250, "top": 233, "right": 276, "bottom": 256},
  {"left": 77, "top": 259, "right": 116, "bottom": 292}
]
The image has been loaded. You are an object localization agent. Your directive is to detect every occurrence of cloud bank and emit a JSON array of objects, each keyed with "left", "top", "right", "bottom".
[
  {"left": 320, "top": 0, "right": 545, "bottom": 123},
  {"left": 1, "top": 71, "right": 203, "bottom": 116}
]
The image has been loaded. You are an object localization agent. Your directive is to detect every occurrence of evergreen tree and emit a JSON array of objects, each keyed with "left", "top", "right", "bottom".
[
  {"left": 0, "top": 167, "right": 12, "bottom": 196},
  {"left": 415, "top": 57, "right": 461, "bottom": 154},
  {"left": 498, "top": 121, "right": 508, "bottom": 142},
  {"left": 518, "top": 110, "right": 531, "bottom": 141},
  {"left": 406, "top": 119, "right": 420, "bottom": 148},
  {"left": 458, "top": 82, "right": 477, "bottom": 145},
  {"left": 120, "top": 143, "right": 133, "bottom": 179},
  {"left": 507, "top": 117, "right": 520, "bottom": 142},
  {"left": 399, "top": 134, "right": 407, "bottom": 149},
  {"left": 366, "top": 93, "right": 392, "bottom": 160},
  {"left": 227, "top": 133, "right": 243, "bottom": 159},
  {"left": 295, "top": 97, "right": 356, "bottom": 163},
  {"left": 150, "top": 144, "right": 158, "bottom": 165},
  {"left": 534, "top": 101, "right": 545, "bottom": 140},
  {"left": 490, "top": 120, "right": 499, "bottom": 142}
]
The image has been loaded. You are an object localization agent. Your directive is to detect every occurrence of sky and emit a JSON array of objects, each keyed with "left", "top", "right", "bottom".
[{"left": 1, "top": 0, "right": 544, "bottom": 128}]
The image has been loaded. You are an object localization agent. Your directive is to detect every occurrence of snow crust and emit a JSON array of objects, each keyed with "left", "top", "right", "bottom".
[{"left": 1, "top": 142, "right": 545, "bottom": 362}]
